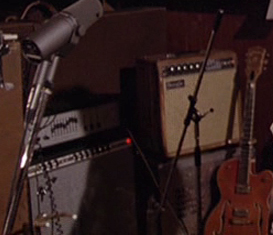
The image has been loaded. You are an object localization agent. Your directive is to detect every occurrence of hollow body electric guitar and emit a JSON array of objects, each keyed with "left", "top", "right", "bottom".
[{"left": 204, "top": 46, "right": 273, "bottom": 235}]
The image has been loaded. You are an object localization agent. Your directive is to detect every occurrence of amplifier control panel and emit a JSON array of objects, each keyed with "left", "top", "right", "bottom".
[
  {"left": 36, "top": 102, "right": 119, "bottom": 149},
  {"left": 29, "top": 137, "right": 131, "bottom": 177}
]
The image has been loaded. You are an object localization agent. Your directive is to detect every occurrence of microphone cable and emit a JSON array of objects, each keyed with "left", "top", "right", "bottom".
[{"left": 126, "top": 128, "right": 189, "bottom": 235}]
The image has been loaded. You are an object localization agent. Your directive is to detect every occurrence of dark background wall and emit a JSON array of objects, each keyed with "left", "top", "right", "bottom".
[
  {"left": 0, "top": 0, "right": 273, "bottom": 163},
  {"left": 0, "top": 0, "right": 270, "bottom": 20},
  {"left": 0, "top": 1, "right": 273, "bottom": 159}
]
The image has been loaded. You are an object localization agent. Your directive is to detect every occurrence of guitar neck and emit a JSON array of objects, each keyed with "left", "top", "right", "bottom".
[
  {"left": 236, "top": 46, "right": 267, "bottom": 193},
  {"left": 237, "top": 77, "right": 256, "bottom": 192}
]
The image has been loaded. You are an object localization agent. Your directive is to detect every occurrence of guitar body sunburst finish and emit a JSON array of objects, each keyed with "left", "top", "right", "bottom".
[{"left": 204, "top": 158, "right": 273, "bottom": 235}]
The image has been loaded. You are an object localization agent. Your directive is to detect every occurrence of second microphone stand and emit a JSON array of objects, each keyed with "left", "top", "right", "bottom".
[{"left": 158, "top": 9, "right": 225, "bottom": 234}]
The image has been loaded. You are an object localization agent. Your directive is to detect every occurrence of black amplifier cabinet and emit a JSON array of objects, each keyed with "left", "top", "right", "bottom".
[
  {"left": 158, "top": 146, "right": 239, "bottom": 235},
  {"left": 28, "top": 130, "right": 138, "bottom": 235}
]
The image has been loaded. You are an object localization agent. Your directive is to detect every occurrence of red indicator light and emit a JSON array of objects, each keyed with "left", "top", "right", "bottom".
[{"left": 126, "top": 138, "right": 132, "bottom": 145}]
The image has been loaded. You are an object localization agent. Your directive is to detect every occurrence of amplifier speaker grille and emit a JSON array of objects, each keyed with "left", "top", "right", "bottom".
[
  {"left": 28, "top": 143, "right": 138, "bottom": 235},
  {"left": 136, "top": 50, "right": 241, "bottom": 157}
]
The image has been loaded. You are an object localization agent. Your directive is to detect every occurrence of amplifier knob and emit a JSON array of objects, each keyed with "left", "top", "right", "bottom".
[
  {"left": 176, "top": 65, "right": 182, "bottom": 72},
  {"left": 182, "top": 64, "right": 188, "bottom": 71},
  {"left": 169, "top": 66, "right": 175, "bottom": 73},
  {"left": 195, "top": 62, "right": 201, "bottom": 69}
]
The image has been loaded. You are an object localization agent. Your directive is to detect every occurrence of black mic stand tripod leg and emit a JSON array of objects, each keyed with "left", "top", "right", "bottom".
[
  {"left": 192, "top": 109, "right": 202, "bottom": 235},
  {"left": 192, "top": 107, "right": 214, "bottom": 235}
]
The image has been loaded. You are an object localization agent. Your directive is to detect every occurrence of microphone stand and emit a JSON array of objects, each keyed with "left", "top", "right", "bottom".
[
  {"left": 159, "top": 9, "right": 224, "bottom": 219},
  {"left": 192, "top": 109, "right": 213, "bottom": 234},
  {"left": 2, "top": 55, "right": 60, "bottom": 235},
  {"left": 193, "top": 110, "right": 202, "bottom": 235}
]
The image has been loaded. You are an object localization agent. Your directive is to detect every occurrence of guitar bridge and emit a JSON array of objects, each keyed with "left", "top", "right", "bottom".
[{"left": 230, "top": 218, "right": 253, "bottom": 226}]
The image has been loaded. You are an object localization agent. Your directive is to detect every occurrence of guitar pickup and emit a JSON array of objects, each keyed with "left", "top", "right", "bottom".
[
  {"left": 231, "top": 208, "right": 252, "bottom": 226},
  {"left": 233, "top": 208, "right": 249, "bottom": 218}
]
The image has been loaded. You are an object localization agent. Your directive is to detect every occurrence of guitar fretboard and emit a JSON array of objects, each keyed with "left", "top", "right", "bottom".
[
  {"left": 237, "top": 76, "right": 255, "bottom": 189},
  {"left": 237, "top": 46, "right": 267, "bottom": 192}
]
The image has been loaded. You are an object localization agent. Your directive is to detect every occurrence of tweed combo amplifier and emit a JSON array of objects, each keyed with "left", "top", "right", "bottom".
[{"left": 135, "top": 50, "right": 241, "bottom": 157}]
